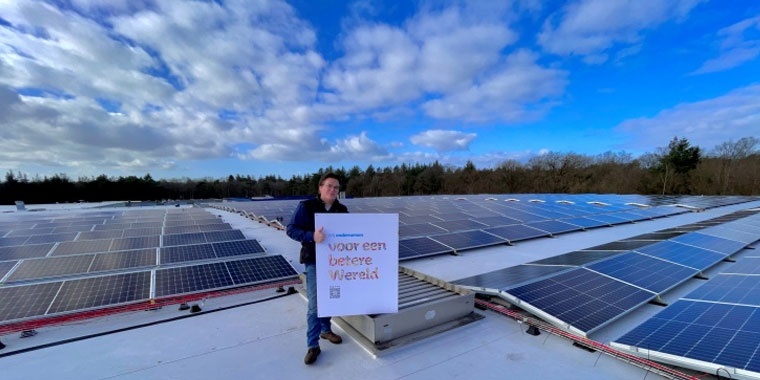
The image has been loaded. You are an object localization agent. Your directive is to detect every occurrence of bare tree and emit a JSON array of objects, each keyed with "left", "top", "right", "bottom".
[{"left": 711, "top": 137, "right": 759, "bottom": 194}]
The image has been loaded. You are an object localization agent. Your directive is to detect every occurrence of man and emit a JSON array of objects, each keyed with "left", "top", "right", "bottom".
[{"left": 286, "top": 172, "right": 348, "bottom": 365}]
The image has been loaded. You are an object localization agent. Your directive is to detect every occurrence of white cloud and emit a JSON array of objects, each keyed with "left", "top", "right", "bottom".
[
  {"left": 322, "top": 3, "right": 565, "bottom": 123},
  {"left": 692, "top": 15, "right": 760, "bottom": 74},
  {"left": 615, "top": 84, "right": 760, "bottom": 152},
  {"left": 410, "top": 129, "right": 477, "bottom": 152},
  {"left": 538, "top": 0, "right": 703, "bottom": 62},
  {"left": 422, "top": 50, "right": 567, "bottom": 122}
]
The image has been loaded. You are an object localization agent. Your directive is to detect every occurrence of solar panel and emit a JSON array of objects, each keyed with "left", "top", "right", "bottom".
[
  {"left": 683, "top": 274, "right": 760, "bottom": 305},
  {"left": 587, "top": 240, "right": 659, "bottom": 251},
  {"left": 6, "top": 227, "right": 55, "bottom": 236},
  {"left": 430, "top": 219, "right": 489, "bottom": 232},
  {"left": 0, "top": 243, "right": 55, "bottom": 260},
  {"left": 498, "top": 207, "right": 548, "bottom": 223},
  {"left": 614, "top": 300, "right": 760, "bottom": 373},
  {"left": 429, "top": 230, "right": 507, "bottom": 252},
  {"left": 163, "top": 225, "right": 201, "bottom": 234},
  {"left": 634, "top": 241, "right": 726, "bottom": 270},
  {"left": 197, "top": 222, "right": 233, "bottom": 232},
  {"left": 0, "top": 282, "right": 63, "bottom": 322},
  {"left": 77, "top": 230, "right": 124, "bottom": 241},
  {"left": 213, "top": 239, "right": 265, "bottom": 258},
  {"left": 204, "top": 229, "right": 245, "bottom": 243},
  {"left": 226, "top": 255, "right": 299, "bottom": 285},
  {"left": 725, "top": 256, "right": 760, "bottom": 275},
  {"left": 453, "top": 265, "right": 572, "bottom": 290},
  {"left": 558, "top": 216, "right": 610, "bottom": 229},
  {"left": 475, "top": 216, "right": 523, "bottom": 227},
  {"left": 482, "top": 224, "right": 550, "bottom": 243},
  {"left": 163, "top": 232, "right": 207, "bottom": 247},
  {"left": 6, "top": 255, "right": 95, "bottom": 283},
  {"left": 699, "top": 225, "right": 759, "bottom": 244},
  {"left": 586, "top": 252, "right": 700, "bottom": 294},
  {"left": 670, "top": 232, "right": 747, "bottom": 255},
  {"left": 530, "top": 250, "right": 623, "bottom": 266},
  {"left": 52, "top": 239, "right": 113, "bottom": 256},
  {"left": 399, "top": 215, "right": 437, "bottom": 224},
  {"left": 0, "top": 236, "right": 32, "bottom": 247},
  {"left": 90, "top": 249, "right": 157, "bottom": 272},
  {"left": 0, "top": 261, "right": 17, "bottom": 279},
  {"left": 160, "top": 244, "right": 216, "bottom": 264},
  {"left": 154, "top": 262, "right": 235, "bottom": 297},
  {"left": 94, "top": 223, "right": 130, "bottom": 231},
  {"left": 586, "top": 214, "right": 633, "bottom": 225},
  {"left": 48, "top": 272, "right": 152, "bottom": 314},
  {"left": 398, "top": 223, "right": 447, "bottom": 238},
  {"left": 525, "top": 220, "right": 583, "bottom": 235},
  {"left": 110, "top": 235, "right": 160, "bottom": 251},
  {"left": 398, "top": 237, "right": 454, "bottom": 260},
  {"left": 122, "top": 227, "right": 163, "bottom": 238},
  {"left": 507, "top": 268, "right": 655, "bottom": 334}
]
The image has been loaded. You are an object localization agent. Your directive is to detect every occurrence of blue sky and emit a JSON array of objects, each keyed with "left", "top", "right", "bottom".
[{"left": 1, "top": 0, "right": 758, "bottom": 180}]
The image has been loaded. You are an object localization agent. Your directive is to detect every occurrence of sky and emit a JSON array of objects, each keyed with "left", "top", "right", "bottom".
[{"left": 1, "top": 0, "right": 759, "bottom": 181}]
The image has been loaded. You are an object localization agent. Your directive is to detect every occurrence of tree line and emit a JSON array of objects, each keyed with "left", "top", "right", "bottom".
[{"left": 1, "top": 136, "right": 758, "bottom": 205}]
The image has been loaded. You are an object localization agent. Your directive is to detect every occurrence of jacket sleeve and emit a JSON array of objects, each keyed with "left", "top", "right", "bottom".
[{"left": 286, "top": 201, "right": 313, "bottom": 243}]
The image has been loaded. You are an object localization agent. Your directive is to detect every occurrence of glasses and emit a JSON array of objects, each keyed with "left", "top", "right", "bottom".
[{"left": 322, "top": 184, "right": 340, "bottom": 190}]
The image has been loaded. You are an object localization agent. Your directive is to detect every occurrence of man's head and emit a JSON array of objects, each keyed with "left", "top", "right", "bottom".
[{"left": 318, "top": 172, "right": 340, "bottom": 203}]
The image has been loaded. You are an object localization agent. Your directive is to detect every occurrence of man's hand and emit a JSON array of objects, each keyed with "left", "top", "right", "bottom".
[{"left": 314, "top": 226, "right": 325, "bottom": 243}]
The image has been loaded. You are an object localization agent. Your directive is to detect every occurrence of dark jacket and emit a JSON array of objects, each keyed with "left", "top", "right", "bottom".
[{"left": 286, "top": 197, "right": 349, "bottom": 264}]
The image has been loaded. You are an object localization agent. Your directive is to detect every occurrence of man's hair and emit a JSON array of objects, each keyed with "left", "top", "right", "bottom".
[{"left": 319, "top": 172, "right": 340, "bottom": 186}]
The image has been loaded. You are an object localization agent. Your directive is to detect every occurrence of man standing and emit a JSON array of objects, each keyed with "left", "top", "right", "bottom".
[{"left": 286, "top": 172, "right": 348, "bottom": 365}]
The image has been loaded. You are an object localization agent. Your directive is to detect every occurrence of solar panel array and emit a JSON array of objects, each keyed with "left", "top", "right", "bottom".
[
  {"left": 211, "top": 194, "right": 758, "bottom": 262},
  {"left": 0, "top": 207, "right": 297, "bottom": 325},
  {"left": 612, "top": 213, "right": 760, "bottom": 377},
  {"left": 454, "top": 208, "right": 760, "bottom": 336}
]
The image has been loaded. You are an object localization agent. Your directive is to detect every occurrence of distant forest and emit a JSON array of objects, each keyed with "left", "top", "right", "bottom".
[{"left": 1, "top": 136, "right": 758, "bottom": 205}]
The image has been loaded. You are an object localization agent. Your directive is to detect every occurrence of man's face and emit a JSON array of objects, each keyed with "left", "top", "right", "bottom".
[{"left": 320, "top": 178, "right": 340, "bottom": 202}]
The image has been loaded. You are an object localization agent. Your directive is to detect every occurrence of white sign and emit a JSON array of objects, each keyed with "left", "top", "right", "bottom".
[{"left": 315, "top": 213, "right": 398, "bottom": 317}]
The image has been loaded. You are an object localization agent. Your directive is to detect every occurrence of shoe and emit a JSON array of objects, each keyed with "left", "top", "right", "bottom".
[
  {"left": 304, "top": 347, "right": 321, "bottom": 365},
  {"left": 320, "top": 331, "right": 342, "bottom": 344}
]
